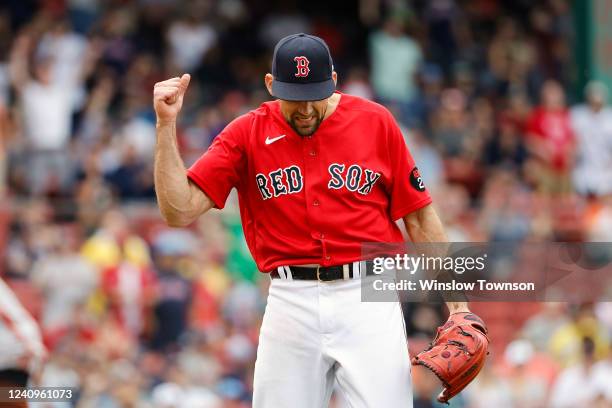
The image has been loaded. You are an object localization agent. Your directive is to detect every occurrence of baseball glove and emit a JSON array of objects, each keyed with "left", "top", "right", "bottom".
[{"left": 412, "top": 312, "right": 489, "bottom": 404}]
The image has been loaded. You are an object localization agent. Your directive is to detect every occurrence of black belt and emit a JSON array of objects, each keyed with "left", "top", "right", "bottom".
[{"left": 270, "top": 260, "right": 376, "bottom": 282}]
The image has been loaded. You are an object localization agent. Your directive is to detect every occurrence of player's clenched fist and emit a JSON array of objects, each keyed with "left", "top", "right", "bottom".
[{"left": 153, "top": 73, "right": 191, "bottom": 123}]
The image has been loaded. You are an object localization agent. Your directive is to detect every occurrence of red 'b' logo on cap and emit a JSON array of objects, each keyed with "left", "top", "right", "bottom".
[{"left": 294, "top": 56, "right": 310, "bottom": 77}]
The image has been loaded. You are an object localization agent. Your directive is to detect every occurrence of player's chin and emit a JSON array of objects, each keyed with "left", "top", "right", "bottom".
[
  {"left": 296, "top": 126, "right": 316, "bottom": 136},
  {"left": 292, "top": 122, "right": 317, "bottom": 136},
  {"left": 300, "top": 119, "right": 324, "bottom": 134}
]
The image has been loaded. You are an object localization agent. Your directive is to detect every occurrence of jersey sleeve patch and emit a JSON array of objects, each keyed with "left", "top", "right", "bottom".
[{"left": 409, "top": 166, "right": 426, "bottom": 192}]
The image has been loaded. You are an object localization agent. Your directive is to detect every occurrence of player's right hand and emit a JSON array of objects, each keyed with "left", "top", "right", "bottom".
[{"left": 153, "top": 73, "right": 191, "bottom": 123}]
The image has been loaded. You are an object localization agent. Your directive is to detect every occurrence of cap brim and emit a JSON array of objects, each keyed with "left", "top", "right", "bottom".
[{"left": 272, "top": 79, "right": 335, "bottom": 101}]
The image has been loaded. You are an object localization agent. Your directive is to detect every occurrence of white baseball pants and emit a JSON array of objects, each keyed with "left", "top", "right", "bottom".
[{"left": 253, "top": 274, "right": 413, "bottom": 407}]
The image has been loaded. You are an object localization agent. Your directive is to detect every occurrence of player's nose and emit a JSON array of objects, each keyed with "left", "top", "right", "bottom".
[{"left": 296, "top": 101, "right": 314, "bottom": 116}]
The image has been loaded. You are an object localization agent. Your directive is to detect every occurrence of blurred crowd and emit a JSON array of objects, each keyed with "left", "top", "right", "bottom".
[{"left": 0, "top": 0, "right": 611, "bottom": 407}]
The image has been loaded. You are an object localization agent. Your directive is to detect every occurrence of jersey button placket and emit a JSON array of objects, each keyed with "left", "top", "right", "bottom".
[
  {"left": 302, "top": 135, "right": 327, "bottom": 263},
  {"left": 320, "top": 232, "right": 330, "bottom": 265},
  {"left": 302, "top": 136, "right": 321, "bottom": 258}
]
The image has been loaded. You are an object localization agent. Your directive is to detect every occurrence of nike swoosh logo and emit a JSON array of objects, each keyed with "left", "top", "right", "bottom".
[{"left": 265, "top": 134, "right": 286, "bottom": 145}]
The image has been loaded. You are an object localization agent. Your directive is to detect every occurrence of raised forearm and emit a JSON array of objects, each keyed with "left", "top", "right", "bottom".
[
  {"left": 154, "top": 121, "right": 211, "bottom": 226},
  {"left": 9, "top": 35, "right": 30, "bottom": 89},
  {"left": 153, "top": 74, "right": 213, "bottom": 226}
]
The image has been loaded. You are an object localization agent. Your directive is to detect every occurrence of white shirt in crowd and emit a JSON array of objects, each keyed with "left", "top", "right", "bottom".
[
  {"left": 0, "top": 64, "right": 9, "bottom": 106},
  {"left": 38, "top": 30, "right": 89, "bottom": 110},
  {"left": 38, "top": 31, "right": 87, "bottom": 89},
  {"left": 167, "top": 21, "right": 217, "bottom": 71},
  {"left": 369, "top": 30, "right": 422, "bottom": 103},
  {"left": 549, "top": 361, "right": 612, "bottom": 407},
  {"left": 570, "top": 105, "right": 612, "bottom": 196},
  {"left": 30, "top": 253, "right": 98, "bottom": 331},
  {"left": 21, "top": 81, "right": 73, "bottom": 151}
]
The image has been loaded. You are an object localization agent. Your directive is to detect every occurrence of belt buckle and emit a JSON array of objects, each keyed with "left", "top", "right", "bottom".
[{"left": 316, "top": 265, "right": 322, "bottom": 281}]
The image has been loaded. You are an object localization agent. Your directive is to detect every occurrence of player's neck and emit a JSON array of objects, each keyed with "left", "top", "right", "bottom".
[{"left": 323, "top": 92, "right": 342, "bottom": 121}]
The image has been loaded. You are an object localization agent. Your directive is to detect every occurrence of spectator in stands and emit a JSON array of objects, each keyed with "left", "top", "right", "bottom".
[
  {"left": 81, "top": 208, "right": 151, "bottom": 270},
  {"left": 422, "top": 0, "right": 459, "bottom": 78},
  {"left": 0, "top": 101, "right": 8, "bottom": 197},
  {"left": 150, "top": 231, "right": 194, "bottom": 351},
  {"left": 432, "top": 183, "right": 473, "bottom": 241},
  {"left": 151, "top": 363, "right": 221, "bottom": 408},
  {"left": 258, "top": 3, "right": 311, "bottom": 48},
  {"left": 462, "top": 363, "right": 513, "bottom": 408},
  {"left": 414, "top": 63, "right": 443, "bottom": 127},
  {"left": 595, "top": 300, "right": 612, "bottom": 335},
  {"left": 340, "top": 67, "right": 373, "bottom": 101},
  {"left": 369, "top": 13, "right": 422, "bottom": 125},
  {"left": 403, "top": 127, "right": 444, "bottom": 195},
  {"left": 522, "top": 302, "right": 570, "bottom": 352},
  {"left": 9, "top": 34, "right": 75, "bottom": 195},
  {"left": 104, "top": 142, "right": 155, "bottom": 200},
  {"left": 30, "top": 225, "right": 98, "bottom": 333},
  {"left": 483, "top": 114, "right": 527, "bottom": 172},
  {"left": 478, "top": 171, "right": 532, "bottom": 241},
  {"left": 525, "top": 79, "right": 575, "bottom": 194},
  {"left": 486, "top": 18, "right": 543, "bottom": 101},
  {"left": 431, "top": 89, "right": 470, "bottom": 157},
  {"left": 570, "top": 81, "right": 612, "bottom": 197},
  {"left": 100, "top": 253, "right": 157, "bottom": 339},
  {"left": 502, "top": 339, "right": 551, "bottom": 407},
  {"left": 8, "top": 23, "right": 99, "bottom": 196},
  {"left": 591, "top": 342, "right": 612, "bottom": 404},
  {"left": 166, "top": 4, "right": 217, "bottom": 72},
  {"left": 548, "top": 303, "right": 610, "bottom": 367},
  {"left": 549, "top": 336, "right": 609, "bottom": 407}
]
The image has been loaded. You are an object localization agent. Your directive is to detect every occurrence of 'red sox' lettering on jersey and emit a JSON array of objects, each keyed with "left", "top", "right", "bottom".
[
  {"left": 186, "top": 92, "right": 431, "bottom": 272},
  {"left": 256, "top": 163, "right": 381, "bottom": 200},
  {"left": 256, "top": 165, "right": 304, "bottom": 199},
  {"left": 327, "top": 163, "right": 382, "bottom": 194}
]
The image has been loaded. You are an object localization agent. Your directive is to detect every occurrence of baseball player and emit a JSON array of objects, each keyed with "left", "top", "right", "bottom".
[{"left": 153, "top": 33, "right": 487, "bottom": 407}]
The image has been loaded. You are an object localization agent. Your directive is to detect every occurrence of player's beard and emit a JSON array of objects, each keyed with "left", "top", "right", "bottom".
[{"left": 288, "top": 113, "right": 324, "bottom": 136}]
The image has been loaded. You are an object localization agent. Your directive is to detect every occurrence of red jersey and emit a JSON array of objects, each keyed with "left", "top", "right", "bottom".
[
  {"left": 526, "top": 107, "right": 574, "bottom": 170},
  {"left": 187, "top": 93, "right": 432, "bottom": 272}
]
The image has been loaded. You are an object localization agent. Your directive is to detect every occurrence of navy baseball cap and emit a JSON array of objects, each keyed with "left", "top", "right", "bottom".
[{"left": 271, "top": 33, "right": 335, "bottom": 101}]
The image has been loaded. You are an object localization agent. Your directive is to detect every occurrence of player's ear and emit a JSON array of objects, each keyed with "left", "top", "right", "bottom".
[
  {"left": 264, "top": 73, "right": 274, "bottom": 97},
  {"left": 332, "top": 71, "right": 337, "bottom": 86}
]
